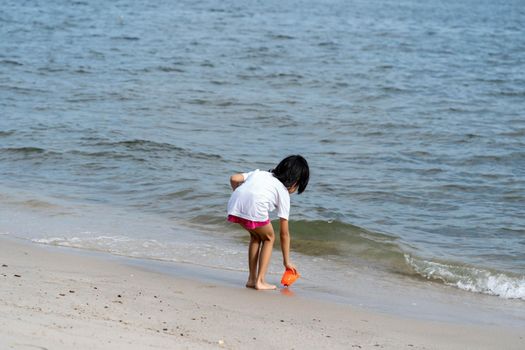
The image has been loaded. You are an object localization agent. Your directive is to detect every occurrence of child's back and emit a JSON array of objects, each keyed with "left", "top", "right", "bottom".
[{"left": 227, "top": 170, "right": 290, "bottom": 222}]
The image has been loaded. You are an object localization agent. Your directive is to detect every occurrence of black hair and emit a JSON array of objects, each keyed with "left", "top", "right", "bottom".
[{"left": 271, "top": 155, "right": 309, "bottom": 194}]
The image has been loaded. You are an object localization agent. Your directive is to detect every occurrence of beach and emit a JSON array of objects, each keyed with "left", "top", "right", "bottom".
[
  {"left": 2, "top": 0, "right": 524, "bottom": 302},
  {"left": 1, "top": 237, "right": 523, "bottom": 350},
  {"left": 1, "top": 0, "right": 524, "bottom": 348}
]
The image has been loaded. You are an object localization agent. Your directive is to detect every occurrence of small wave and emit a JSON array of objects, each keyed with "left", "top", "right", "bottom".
[
  {"left": 158, "top": 189, "right": 193, "bottom": 200},
  {"left": 405, "top": 255, "right": 525, "bottom": 300},
  {"left": 287, "top": 220, "right": 407, "bottom": 266},
  {"left": 463, "top": 152, "right": 524, "bottom": 166},
  {"left": 200, "top": 61, "right": 214, "bottom": 68},
  {"left": 1, "top": 59, "right": 23, "bottom": 66},
  {"left": 157, "top": 66, "right": 185, "bottom": 73},
  {"left": 0, "top": 130, "right": 15, "bottom": 137},
  {"left": 74, "top": 68, "right": 91, "bottom": 74},
  {"left": 2, "top": 146, "right": 47, "bottom": 154},
  {"left": 66, "top": 95, "right": 100, "bottom": 103},
  {"left": 318, "top": 41, "right": 338, "bottom": 48},
  {"left": 19, "top": 199, "right": 61, "bottom": 210},
  {"left": 286, "top": 220, "right": 525, "bottom": 300},
  {"left": 100, "top": 139, "right": 182, "bottom": 151},
  {"left": 37, "top": 66, "right": 66, "bottom": 73},
  {"left": 70, "top": 149, "right": 140, "bottom": 161},
  {"left": 95, "top": 139, "right": 222, "bottom": 161},
  {"left": 32, "top": 237, "right": 164, "bottom": 258},
  {"left": 269, "top": 34, "right": 295, "bottom": 40},
  {"left": 381, "top": 86, "right": 410, "bottom": 94},
  {"left": 111, "top": 36, "right": 140, "bottom": 41},
  {"left": 210, "top": 80, "right": 229, "bottom": 85},
  {"left": 267, "top": 72, "right": 304, "bottom": 79},
  {"left": 0, "top": 85, "right": 48, "bottom": 94},
  {"left": 30, "top": 235, "right": 243, "bottom": 271},
  {"left": 419, "top": 168, "right": 444, "bottom": 175},
  {"left": 188, "top": 98, "right": 210, "bottom": 105},
  {"left": 500, "top": 129, "right": 525, "bottom": 137},
  {"left": 493, "top": 90, "right": 525, "bottom": 97}
]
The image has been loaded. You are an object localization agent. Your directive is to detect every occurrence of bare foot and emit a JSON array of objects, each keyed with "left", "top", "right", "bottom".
[
  {"left": 245, "top": 280, "right": 256, "bottom": 289},
  {"left": 255, "top": 281, "right": 277, "bottom": 290}
]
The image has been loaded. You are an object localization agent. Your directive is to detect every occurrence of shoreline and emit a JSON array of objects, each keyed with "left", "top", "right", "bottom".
[
  {"left": 2, "top": 202, "right": 524, "bottom": 326},
  {"left": 19, "top": 232, "right": 525, "bottom": 327},
  {"left": 1, "top": 236, "right": 524, "bottom": 349}
]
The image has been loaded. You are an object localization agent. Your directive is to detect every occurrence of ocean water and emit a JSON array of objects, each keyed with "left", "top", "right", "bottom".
[{"left": 1, "top": 0, "right": 524, "bottom": 304}]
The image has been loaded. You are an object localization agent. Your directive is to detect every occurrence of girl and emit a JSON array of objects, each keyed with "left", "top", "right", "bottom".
[{"left": 227, "top": 155, "right": 309, "bottom": 290}]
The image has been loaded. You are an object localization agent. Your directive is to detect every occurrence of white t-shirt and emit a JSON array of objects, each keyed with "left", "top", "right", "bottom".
[{"left": 227, "top": 170, "right": 290, "bottom": 221}]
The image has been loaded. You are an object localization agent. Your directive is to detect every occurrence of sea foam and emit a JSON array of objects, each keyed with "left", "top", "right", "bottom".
[{"left": 405, "top": 254, "right": 525, "bottom": 300}]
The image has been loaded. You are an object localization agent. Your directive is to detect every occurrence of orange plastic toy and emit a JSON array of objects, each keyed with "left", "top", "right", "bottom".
[{"left": 281, "top": 268, "right": 300, "bottom": 287}]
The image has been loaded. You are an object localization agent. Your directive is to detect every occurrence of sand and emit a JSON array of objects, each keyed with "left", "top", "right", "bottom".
[{"left": 0, "top": 237, "right": 523, "bottom": 350}]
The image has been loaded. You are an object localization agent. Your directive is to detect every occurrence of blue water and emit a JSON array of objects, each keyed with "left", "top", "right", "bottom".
[{"left": 1, "top": 0, "right": 524, "bottom": 300}]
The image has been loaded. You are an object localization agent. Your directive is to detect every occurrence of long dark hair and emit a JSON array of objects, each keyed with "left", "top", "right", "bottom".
[{"left": 271, "top": 155, "right": 309, "bottom": 194}]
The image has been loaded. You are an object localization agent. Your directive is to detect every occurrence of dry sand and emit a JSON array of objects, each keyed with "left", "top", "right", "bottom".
[{"left": 1, "top": 237, "right": 523, "bottom": 350}]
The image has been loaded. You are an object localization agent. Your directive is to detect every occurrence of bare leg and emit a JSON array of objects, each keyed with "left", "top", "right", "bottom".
[
  {"left": 251, "top": 223, "right": 276, "bottom": 290},
  {"left": 246, "top": 232, "right": 261, "bottom": 288}
]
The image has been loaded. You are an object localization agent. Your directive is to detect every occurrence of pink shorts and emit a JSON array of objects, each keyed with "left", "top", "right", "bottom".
[{"left": 227, "top": 215, "right": 270, "bottom": 230}]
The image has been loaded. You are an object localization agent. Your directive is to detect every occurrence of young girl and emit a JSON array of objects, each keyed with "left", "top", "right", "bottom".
[{"left": 227, "top": 155, "right": 309, "bottom": 290}]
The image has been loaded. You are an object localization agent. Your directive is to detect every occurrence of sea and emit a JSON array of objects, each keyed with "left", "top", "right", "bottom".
[{"left": 1, "top": 0, "right": 524, "bottom": 322}]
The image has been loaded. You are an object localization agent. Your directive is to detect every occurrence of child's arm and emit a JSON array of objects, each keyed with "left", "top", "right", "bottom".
[
  {"left": 279, "top": 218, "right": 297, "bottom": 273},
  {"left": 230, "top": 173, "right": 245, "bottom": 191}
]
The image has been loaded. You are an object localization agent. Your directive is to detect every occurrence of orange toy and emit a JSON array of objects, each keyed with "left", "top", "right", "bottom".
[{"left": 281, "top": 268, "right": 300, "bottom": 287}]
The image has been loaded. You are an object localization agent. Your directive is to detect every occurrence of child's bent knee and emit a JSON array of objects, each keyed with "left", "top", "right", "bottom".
[{"left": 249, "top": 232, "right": 261, "bottom": 242}]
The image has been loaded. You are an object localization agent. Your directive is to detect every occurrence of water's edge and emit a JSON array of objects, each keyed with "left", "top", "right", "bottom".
[{"left": 4, "top": 234, "right": 524, "bottom": 328}]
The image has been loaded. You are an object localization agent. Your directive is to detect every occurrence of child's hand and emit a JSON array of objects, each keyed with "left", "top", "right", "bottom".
[{"left": 284, "top": 262, "right": 297, "bottom": 274}]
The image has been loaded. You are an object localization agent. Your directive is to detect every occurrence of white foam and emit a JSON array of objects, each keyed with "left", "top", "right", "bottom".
[
  {"left": 405, "top": 254, "right": 525, "bottom": 300},
  {"left": 30, "top": 234, "right": 250, "bottom": 273}
]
